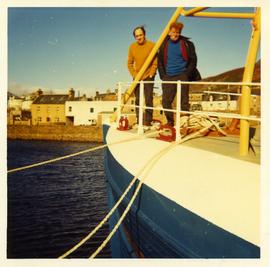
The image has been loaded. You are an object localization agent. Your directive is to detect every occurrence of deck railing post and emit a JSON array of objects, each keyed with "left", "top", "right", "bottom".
[
  {"left": 138, "top": 81, "right": 144, "bottom": 134},
  {"left": 175, "top": 81, "right": 181, "bottom": 142},
  {"left": 117, "top": 82, "right": 122, "bottom": 124}
]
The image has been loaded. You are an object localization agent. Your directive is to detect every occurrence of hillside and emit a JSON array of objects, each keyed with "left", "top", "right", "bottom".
[{"left": 190, "top": 60, "right": 261, "bottom": 95}]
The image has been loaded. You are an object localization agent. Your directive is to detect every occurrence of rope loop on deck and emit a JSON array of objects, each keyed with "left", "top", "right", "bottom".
[{"left": 179, "top": 114, "right": 227, "bottom": 137}]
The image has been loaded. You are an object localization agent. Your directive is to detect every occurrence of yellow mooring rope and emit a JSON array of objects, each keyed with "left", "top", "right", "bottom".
[
  {"left": 89, "top": 124, "right": 214, "bottom": 258},
  {"left": 8, "top": 115, "right": 223, "bottom": 258},
  {"left": 7, "top": 130, "right": 161, "bottom": 174},
  {"left": 7, "top": 144, "right": 108, "bottom": 174},
  {"left": 59, "top": 118, "right": 216, "bottom": 259},
  {"left": 89, "top": 141, "right": 178, "bottom": 258},
  {"left": 59, "top": 141, "right": 177, "bottom": 259}
]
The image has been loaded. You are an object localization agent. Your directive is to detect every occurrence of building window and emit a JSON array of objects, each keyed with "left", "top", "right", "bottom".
[
  {"left": 90, "top": 108, "right": 94, "bottom": 113},
  {"left": 37, "top": 106, "right": 40, "bottom": 112},
  {"left": 56, "top": 106, "right": 59, "bottom": 112},
  {"left": 160, "top": 110, "right": 163, "bottom": 115},
  {"left": 38, "top": 117, "right": 42, "bottom": 122},
  {"left": 55, "top": 117, "right": 60, "bottom": 122},
  {"left": 46, "top": 117, "right": 50, "bottom": 122},
  {"left": 68, "top": 106, "right": 72, "bottom": 112},
  {"left": 131, "top": 100, "right": 135, "bottom": 105},
  {"left": 113, "top": 107, "right": 117, "bottom": 112}
]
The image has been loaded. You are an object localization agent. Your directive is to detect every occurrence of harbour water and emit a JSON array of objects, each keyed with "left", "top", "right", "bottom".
[{"left": 7, "top": 139, "right": 111, "bottom": 258}]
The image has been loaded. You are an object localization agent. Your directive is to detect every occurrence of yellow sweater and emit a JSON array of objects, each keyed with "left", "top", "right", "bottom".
[{"left": 127, "top": 40, "right": 157, "bottom": 80}]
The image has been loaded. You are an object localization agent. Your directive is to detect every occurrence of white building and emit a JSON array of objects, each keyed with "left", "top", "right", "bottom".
[
  {"left": 8, "top": 94, "right": 35, "bottom": 112},
  {"left": 201, "top": 100, "right": 238, "bottom": 111},
  {"left": 190, "top": 100, "right": 238, "bottom": 112},
  {"left": 8, "top": 96, "right": 23, "bottom": 111},
  {"left": 65, "top": 100, "right": 118, "bottom": 125},
  {"left": 22, "top": 100, "right": 33, "bottom": 111}
]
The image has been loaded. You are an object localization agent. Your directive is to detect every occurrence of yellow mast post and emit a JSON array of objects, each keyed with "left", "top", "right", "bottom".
[
  {"left": 188, "top": 12, "right": 255, "bottom": 19},
  {"left": 240, "top": 7, "right": 261, "bottom": 156},
  {"left": 182, "top": 7, "right": 209, "bottom": 16}
]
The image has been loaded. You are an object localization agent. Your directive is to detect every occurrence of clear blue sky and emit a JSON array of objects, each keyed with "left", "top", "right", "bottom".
[{"left": 8, "top": 7, "right": 260, "bottom": 97}]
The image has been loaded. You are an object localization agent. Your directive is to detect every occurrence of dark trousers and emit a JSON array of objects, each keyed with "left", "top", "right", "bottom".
[
  {"left": 162, "top": 73, "right": 189, "bottom": 125},
  {"left": 134, "top": 76, "right": 154, "bottom": 124}
]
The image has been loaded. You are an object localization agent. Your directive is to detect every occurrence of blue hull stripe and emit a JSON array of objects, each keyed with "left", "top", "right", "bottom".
[{"left": 103, "top": 125, "right": 260, "bottom": 258}]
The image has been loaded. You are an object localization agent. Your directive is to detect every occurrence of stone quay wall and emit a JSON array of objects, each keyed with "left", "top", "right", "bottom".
[{"left": 7, "top": 125, "right": 103, "bottom": 143}]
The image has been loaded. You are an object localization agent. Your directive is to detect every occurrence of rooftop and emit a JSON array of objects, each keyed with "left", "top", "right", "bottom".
[{"left": 32, "top": 94, "right": 71, "bottom": 104}]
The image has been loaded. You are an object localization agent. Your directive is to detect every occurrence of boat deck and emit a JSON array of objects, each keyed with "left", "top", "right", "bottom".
[
  {"left": 127, "top": 126, "right": 260, "bottom": 164},
  {"left": 105, "top": 124, "right": 260, "bottom": 248},
  {"left": 182, "top": 135, "right": 260, "bottom": 164}
]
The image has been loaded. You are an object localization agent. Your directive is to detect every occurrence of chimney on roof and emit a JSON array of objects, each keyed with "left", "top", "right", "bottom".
[
  {"left": 81, "top": 94, "right": 87, "bottom": 101},
  {"left": 36, "top": 88, "right": 43, "bottom": 96},
  {"left": 68, "top": 88, "right": 75, "bottom": 99}
]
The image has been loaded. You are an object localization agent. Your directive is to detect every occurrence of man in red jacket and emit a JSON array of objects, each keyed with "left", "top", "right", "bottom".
[{"left": 158, "top": 22, "right": 201, "bottom": 126}]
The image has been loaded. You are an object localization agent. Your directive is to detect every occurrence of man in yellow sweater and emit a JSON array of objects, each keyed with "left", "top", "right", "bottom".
[{"left": 127, "top": 26, "right": 157, "bottom": 126}]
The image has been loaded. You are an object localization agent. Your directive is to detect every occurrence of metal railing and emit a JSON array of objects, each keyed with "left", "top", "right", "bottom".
[{"left": 117, "top": 80, "right": 261, "bottom": 143}]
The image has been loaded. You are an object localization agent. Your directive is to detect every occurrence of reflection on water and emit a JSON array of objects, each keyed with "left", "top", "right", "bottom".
[{"left": 7, "top": 139, "right": 111, "bottom": 258}]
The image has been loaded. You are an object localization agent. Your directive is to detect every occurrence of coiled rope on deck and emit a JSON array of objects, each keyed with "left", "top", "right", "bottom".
[{"left": 180, "top": 114, "right": 227, "bottom": 136}]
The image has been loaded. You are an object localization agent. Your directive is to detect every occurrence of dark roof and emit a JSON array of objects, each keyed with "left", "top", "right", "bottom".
[
  {"left": 8, "top": 91, "right": 20, "bottom": 99},
  {"left": 99, "top": 111, "right": 114, "bottom": 114},
  {"left": 97, "top": 92, "right": 116, "bottom": 97},
  {"left": 32, "top": 94, "right": 71, "bottom": 104}
]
